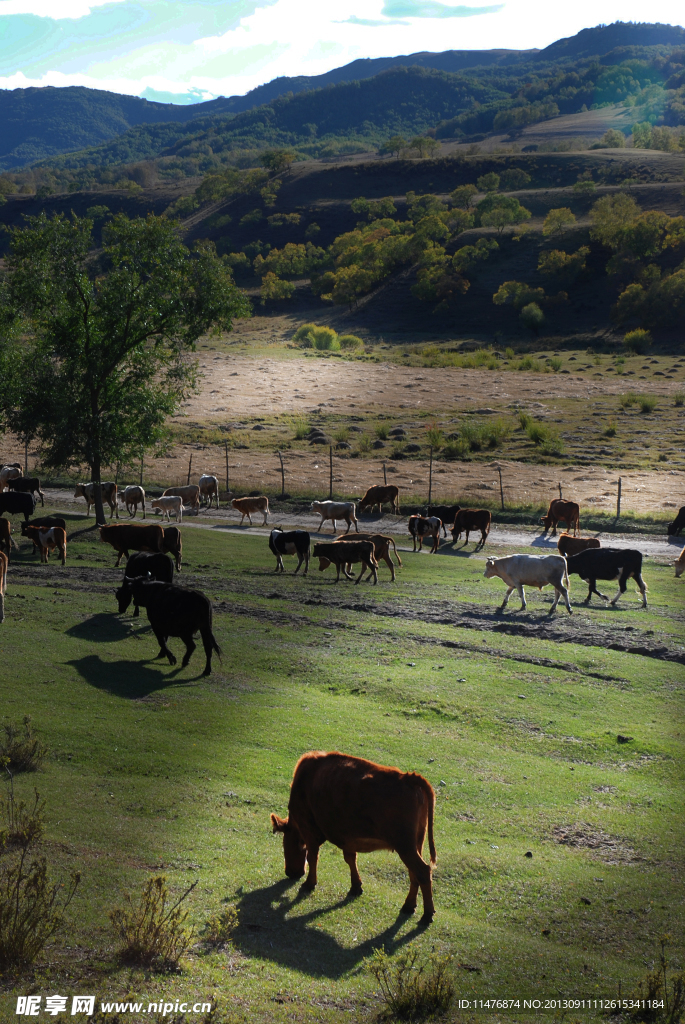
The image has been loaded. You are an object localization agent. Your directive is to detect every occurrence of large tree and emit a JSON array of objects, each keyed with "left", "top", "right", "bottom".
[{"left": 2, "top": 212, "right": 250, "bottom": 523}]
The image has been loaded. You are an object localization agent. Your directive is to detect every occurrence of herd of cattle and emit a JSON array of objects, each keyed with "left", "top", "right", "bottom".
[{"left": 0, "top": 466, "right": 683, "bottom": 648}]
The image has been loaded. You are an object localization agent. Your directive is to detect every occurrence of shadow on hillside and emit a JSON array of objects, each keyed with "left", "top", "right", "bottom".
[
  {"left": 67, "top": 653, "right": 194, "bottom": 699},
  {"left": 230, "top": 878, "right": 426, "bottom": 978}
]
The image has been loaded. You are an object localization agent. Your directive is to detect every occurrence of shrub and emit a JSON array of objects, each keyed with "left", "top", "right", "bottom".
[
  {"left": 505, "top": 347, "right": 515, "bottom": 360},
  {"left": 425, "top": 423, "right": 444, "bottom": 448},
  {"left": 293, "top": 323, "right": 317, "bottom": 343},
  {"left": 526, "top": 421, "right": 549, "bottom": 444},
  {"left": 201, "top": 906, "right": 238, "bottom": 949},
  {"left": 357, "top": 434, "right": 372, "bottom": 453},
  {"left": 333, "top": 426, "right": 350, "bottom": 442},
  {"left": 520, "top": 302, "right": 545, "bottom": 334},
  {"left": 604, "top": 420, "right": 617, "bottom": 437},
  {"left": 259, "top": 272, "right": 295, "bottom": 305},
  {"left": 631, "top": 937, "right": 685, "bottom": 1024},
  {"left": 109, "top": 876, "right": 197, "bottom": 968},
  {"left": 311, "top": 326, "right": 339, "bottom": 351},
  {"left": 366, "top": 947, "right": 454, "bottom": 1022},
  {"left": 549, "top": 356, "right": 562, "bottom": 371},
  {"left": 517, "top": 354, "right": 544, "bottom": 372},
  {"left": 460, "top": 421, "right": 488, "bottom": 451},
  {"left": 624, "top": 329, "right": 652, "bottom": 354},
  {"left": 375, "top": 423, "right": 390, "bottom": 440},
  {"left": 0, "top": 785, "right": 79, "bottom": 966},
  {"left": 639, "top": 395, "right": 657, "bottom": 414},
  {"left": 619, "top": 392, "right": 637, "bottom": 408},
  {"left": 540, "top": 431, "right": 565, "bottom": 456},
  {"left": 338, "top": 334, "right": 363, "bottom": 350},
  {"left": 442, "top": 439, "right": 470, "bottom": 460},
  {"left": 1, "top": 717, "right": 47, "bottom": 772},
  {"left": 477, "top": 172, "right": 500, "bottom": 192},
  {"left": 518, "top": 411, "right": 533, "bottom": 430},
  {"left": 675, "top": 392, "right": 684, "bottom": 407},
  {"left": 289, "top": 416, "right": 309, "bottom": 440}
]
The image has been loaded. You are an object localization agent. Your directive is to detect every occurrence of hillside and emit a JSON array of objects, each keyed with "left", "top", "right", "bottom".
[{"left": 1, "top": 20, "right": 684, "bottom": 175}]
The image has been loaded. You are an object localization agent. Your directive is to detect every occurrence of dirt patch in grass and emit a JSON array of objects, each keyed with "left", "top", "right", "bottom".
[{"left": 552, "top": 824, "right": 641, "bottom": 863}]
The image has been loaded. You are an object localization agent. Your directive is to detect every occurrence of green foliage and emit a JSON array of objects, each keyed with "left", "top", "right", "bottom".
[
  {"left": 499, "top": 168, "right": 531, "bottom": 191},
  {"left": 259, "top": 272, "right": 295, "bottom": 304},
  {"left": 260, "top": 178, "right": 282, "bottom": 206},
  {"left": 520, "top": 302, "right": 545, "bottom": 334},
  {"left": 333, "top": 426, "right": 350, "bottom": 442},
  {"left": 1, "top": 213, "right": 249, "bottom": 509},
  {"left": 573, "top": 179, "right": 597, "bottom": 195},
  {"left": 624, "top": 328, "right": 653, "bottom": 353},
  {"left": 450, "top": 184, "right": 478, "bottom": 209},
  {"left": 239, "top": 208, "right": 263, "bottom": 226},
  {"left": 412, "top": 246, "right": 470, "bottom": 306},
  {"left": 379, "top": 135, "right": 406, "bottom": 157},
  {"left": 476, "top": 194, "right": 531, "bottom": 231},
  {"left": 0, "top": 784, "right": 79, "bottom": 966},
  {"left": 289, "top": 415, "right": 310, "bottom": 439},
  {"left": 493, "top": 280, "right": 546, "bottom": 310},
  {"left": 593, "top": 128, "right": 627, "bottom": 148},
  {"left": 632, "top": 122, "right": 685, "bottom": 152},
  {"left": 338, "top": 333, "right": 364, "bottom": 350},
  {"left": 0, "top": 717, "right": 47, "bottom": 773},
  {"left": 453, "top": 237, "right": 499, "bottom": 272},
  {"left": 305, "top": 222, "right": 320, "bottom": 239},
  {"left": 589, "top": 193, "right": 641, "bottom": 248},
  {"left": 267, "top": 212, "right": 300, "bottom": 227},
  {"left": 538, "top": 246, "right": 589, "bottom": 283},
  {"left": 543, "top": 207, "right": 576, "bottom": 237},
  {"left": 366, "top": 947, "right": 454, "bottom": 1022},
  {"left": 549, "top": 356, "right": 562, "bottom": 371},
  {"left": 260, "top": 149, "right": 296, "bottom": 173},
  {"left": 254, "top": 242, "right": 326, "bottom": 280},
  {"left": 109, "top": 876, "right": 197, "bottom": 968},
  {"left": 460, "top": 418, "right": 510, "bottom": 451},
  {"left": 201, "top": 906, "right": 238, "bottom": 949},
  {"left": 293, "top": 323, "right": 340, "bottom": 349},
  {"left": 639, "top": 395, "right": 657, "bottom": 414},
  {"left": 614, "top": 268, "right": 685, "bottom": 328},
  {"left": 425, "top": 422, "right": 444, "bottom": 448},
  {"left": 675, "top": 392, "right": 684, "bottom": 407},
  {"left": 619, "top": 391, "right": 638, "bottom": 408},
  {"left": 375, "top": 423, "right": 390, "bottom": 440},
  {"left": 477, "top": 171, "right": 500, "bottom": 192},
  {"left": 408, "top": 136, "right": 440, "bottom": 158},
  {"left": 604, "top": 420, "right": 617, "bottom": 437}
]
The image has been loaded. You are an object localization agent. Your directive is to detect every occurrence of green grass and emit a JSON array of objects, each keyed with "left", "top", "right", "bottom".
[{"left": 0, "top": 512, "right": 683, "bottom": 1022}]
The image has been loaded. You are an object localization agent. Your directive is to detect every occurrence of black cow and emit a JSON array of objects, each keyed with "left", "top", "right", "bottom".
[
  {"left": 426, "top": 505, "right": 461, "bottom": 537},
  {"left": 269, "top": 528, "right": 310, "bottom": 574},
  {"left": 21, "top": 517, "right": 67, "bottom": 555},
  {"left": 115, "top": 579, "right": 221, "bottom": 675},
  {"left": 565, "top": 548, "right": 647, "bottom": 607},
  {"left": 162, "top": 526, "right": 182, "bottom": 571},
  {"left": 7, "top": 477, "right": 45, "bottom": 506},
  {"left": 667, "top": 506, "right": 685, "bottom": 537},
  {"left": 0, "top": 492, "right": 36, "bottom": 522},
  {"left": 117, "top": 553, "right": 174, "bottom": 617}
]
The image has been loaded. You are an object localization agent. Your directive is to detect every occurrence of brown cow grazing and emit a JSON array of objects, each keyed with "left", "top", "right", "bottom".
[
  {"left": 675, "top": 546, "right": 685, "bottom": 579},
  {"left": 22, "top": 526, "right": 67, "bottom": 565},
  {"left": 450, "top": 508, "right": 491, "bottom": 550},
  {"left": 557, "top": 534, "right": 600, "bottom": 558},
  {"left": 271, "top": 751, "right": 436, "bottom": 923},
  {"left": 99, "top": 523, "right": 164, "bottom": 566},
  {"left": 0, "top": 549, "right": 7, "bottom": 623},
  {"left": 334, "top": 532, "right": 402, "bottom": 581},
  {"left": 0, "top": 518, "right": 12, "bottom": 561},
  {"left": 163, "top": 484, "right": 200, "bottom": 515},
  {"left": 7, "top": 476, "right": 45, "bottom": 507},
  {"left": 162, "top": 526, "right": 182, "bottom": 571},
  {"left": 313, "top": 540, "right": 378, "bottom": 584},
  {"left": 231, "top": 495, "right": 269, "bottom": 526},
  {"left": 358, "top": 485, "right": 400, "bottom": 516},
  {"left": 408, "top": 515, "right": 441, "bottom": 554},
  {"left": 541, "top": 498, "right": 580, "bottom": 537},
  {"left": 74, "top": 481, "right": 118, "bottom": 519}
]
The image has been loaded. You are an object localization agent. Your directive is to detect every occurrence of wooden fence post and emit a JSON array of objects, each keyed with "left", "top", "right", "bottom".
[
  {"left": 498, "top": 466, "right": 504, "bottom": 511},
  {"left": 225, "top": 442, "right": 230, "bottom": 495},
  {"left": 139, "top": 454, "right": 144, "bottom": 487},
  {"left": 616, "top": 477, "right": 622, "bottom": 520},
  {"left": 24, "top": 437, "right": 28, "bottom": 476},
  {"left": 329, "top": 446, "right": 333, "bottom": 499},
  {"left": 428, "top": 446, "right": 433, "bottom": 505},
  {"left": 277, "top": 450, "right": 285, "bottom": 498},
  {"left": 187, "top": 454, "right": 193, "bottom": 486},
  {"left": 558, "top": 481, "right": 563, "bottom": 500},
  {"left": 383, "top": 462, "right": 387, "bottom": 485}
]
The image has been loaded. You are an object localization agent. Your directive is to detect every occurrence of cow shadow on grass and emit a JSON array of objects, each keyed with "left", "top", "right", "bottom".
[
  {"left": 230, "top": 878, "right": 426, "bottom": 979},
  {"left": 66, "top": 612, "right": 132, "bottom": 643},
  {"left": 67, "top": 653, "right": 199, "bottom": 699}
]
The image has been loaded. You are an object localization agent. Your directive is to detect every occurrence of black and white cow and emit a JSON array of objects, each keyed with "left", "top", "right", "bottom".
[
  {"left": 268, "top": 528, "right": 310, "bottom": 575},
  {"left": 565, "top": 548, "right": 647, "bottom": 608}
]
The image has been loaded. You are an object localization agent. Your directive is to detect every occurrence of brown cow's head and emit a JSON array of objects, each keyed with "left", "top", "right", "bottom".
[
  {"left": 318, "top": 557, "right": 331, "bottom": 572},
  {"left": 540, "top": 514, "right": 553, "bottom": 531},
  {"left": 675, "top": 559, "right": 685, "bottom": 579},
  {"left": 270, "top": 814, "right": 306, "bottom": 879}
]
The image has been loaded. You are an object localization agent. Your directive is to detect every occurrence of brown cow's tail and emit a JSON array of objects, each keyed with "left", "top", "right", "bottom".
[
  {"left": 427, "top": 781, "right": 436, "bottom": 865},
  {"left": 390, "top": 538, "right": 403, "bottom": 568}
]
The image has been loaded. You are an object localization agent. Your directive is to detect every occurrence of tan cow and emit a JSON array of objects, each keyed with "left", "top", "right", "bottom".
[
  {"left": 162, "top": 485, "right": 200, "bottom": 515},
  {"left": 0, "top": 464, "right": 22, "bottom": 491},
  {"left": 675, "top": 546, "right": 685, "bottom": 578},
  {"left": 557, "top": 534, "right": 600, "bottom": 558},
  {"left": 199, "top": 474, "right": 220, "bottom": 509},
  {"left": 0, "top": 549, "right": 6, "bottom": 623},
  {"left": 358, "top": 485, "right": 400, "bottom": 515},
  {"left": 231, "top": 495, "right": 269, "bottom": 526},
  {"left": 74, "top": 481, "right": 118, "bottom": 518},
  {"left": 119, "top": 485, "right": 146, "bottom": 518},
  {"left": 311, "top": 500, "right": 358, "bottom": 534},
  {"left": 334, "top": 531, "right": 402, "bottom": 581},
  {"left": 151, "top": 495, "right": 183, "bottom": 523}
]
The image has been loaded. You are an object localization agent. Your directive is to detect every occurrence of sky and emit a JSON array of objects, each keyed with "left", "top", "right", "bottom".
[{"left": 0, "top": 0, "right": 683, "bottom": 105}]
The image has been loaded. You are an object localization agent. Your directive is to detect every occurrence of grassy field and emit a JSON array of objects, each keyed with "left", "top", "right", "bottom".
[{"left": 0, "top": 511, "right": 684, "bottom": 1023}]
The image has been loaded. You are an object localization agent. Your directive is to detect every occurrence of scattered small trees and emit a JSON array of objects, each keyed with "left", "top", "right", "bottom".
[
  {"left": 499, "top": 168, "right": 531, "bottom": 191},
  {"left": 543, "top": 207, "right": 576, "bottom": 237},
  {"left": 379, "top": 135, "right": 406, "bottom": 157},
  {"left": 477, "top": 172, "right": 500, "bottom": 192},
  {"left": 450, "top": 184, "right": 478, "bottom": 209},
  {"left": 260, "top": 149, "right": 297, "bottom": 174},
  {"left": 259, "top": 272, "right": 295, "bottom": 305},
  {"left": 493, "top": 280, "right": 546, "bottom": 310},
  {"left": 408, "top": 136, "right": 440, "bottom": 159},
  {"left": 538, "top": 246, "right": 589, "bottom": 283}
]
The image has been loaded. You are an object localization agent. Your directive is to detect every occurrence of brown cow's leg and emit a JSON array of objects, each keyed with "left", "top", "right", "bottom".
[
  {"left": 398, "top": 848, "right": 434, "bottom": 922},
  {"left": 343, "top": 848, "right": 363, "bottom": 895},
  {"left": 303, "top": 844, "right": 320, "bottom": 890},
  {"left": 383, "top": 553, "right": 396, "bottom": 581}
]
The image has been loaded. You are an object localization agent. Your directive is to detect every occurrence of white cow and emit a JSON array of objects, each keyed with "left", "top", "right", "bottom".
[
  {"left": 151, "top": 495, "right": 183, "bottom": 523},
  {"left": 199, "top": 474, "right": 220, "bottom": 509},
  {"left": 311, "top": 500, "right": 358, "bottom": 534},
  {"left": 74, "top": 481, "right": 118, "bottom": 518},
  {"left": 0, "top": 464, "right": 22, "bottom": 491},
  {"left": 484, "top": 553, "right": 572, "bottom": 614},
  {"left": 119, "top": 485, "right": 146, "bottom": 518}
]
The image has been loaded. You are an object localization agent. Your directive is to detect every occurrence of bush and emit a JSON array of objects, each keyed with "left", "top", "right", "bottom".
[
  {"left": 520, "top": 302, "right": 545, "bottom": 334},
  {"left": 540, "top": 432, "right": 565, "bottom": 456},
  {"left": 109, "top": 876, "right": 197, "bottom": 968},
  {"left": 624, "top": 329, "right": 652, "bottom": 354},
  {"left": 639, "top": 395, "right": 657, "bottom": 414},
  {"left": 0, "top": 785, "right": 79, "bottom": 966},
  {"left": 619, "top": 392, "right": 637, "bottom": 408},
  {"left": 366, "top": 948, "right": 454, "bottom": 1022},
  {"left": 1, "top": 717, "right": 47, "bottom": 772},
  {"left": 292, "top": 324, "right": 340, "bottom": 350},
  {"left": 201, "top": 906, "right": 238, "bottom": 949},
  {"left": 675, "top": 392, "right": 684, "bottom": 407},
  {"left": 477, "top": 172, "right": 500, "bottom": 192},
  {"left": 357, "top": 434, "right": 372, "bottom": 453},
  {"left": 442, "top": 439, "right": 470, "bottom": 460},
  {"left": 505, "top": 347, "right": 515, "bottom": 360},
  {"left": 259, "top": 272, "right": 295, "bottom": 305},
  {"left": 289, "top": 416, "right": 309, "bottom": 439},
  {"left": 549, "top": 356, "right": 562, "bottom": 371},
  {"left": 604, "top": 420, "right": 617, "bottom": 437},
  {"left": 338, "top": 334, "right": 363, "bottom": 350},
  {"left": 526, "top": 421, "right": 549, "bottom": 444},
  {"left": 425, "top": 423, "right": 444, "bottom": 448},
  {"left": 518, "top": 410, "right": 532, "bottom": 430},
  {"left": 375, "top": 423, "right": 389, "bottom": 440},
  {"left": 333, "top": 426, "right": 350, "bottom": 443},
  {"left": 517, "top": 354, "right": 544, "bottom": 372}
]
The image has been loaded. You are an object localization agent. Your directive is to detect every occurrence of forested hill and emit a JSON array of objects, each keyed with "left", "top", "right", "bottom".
[{"left": 1, "top": 20, "right": 684, "bottom": 171}]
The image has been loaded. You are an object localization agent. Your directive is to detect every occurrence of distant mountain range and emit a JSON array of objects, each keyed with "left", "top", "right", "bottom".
[{"left": 0, "top": 20, "right": 684, "bottom": 172}]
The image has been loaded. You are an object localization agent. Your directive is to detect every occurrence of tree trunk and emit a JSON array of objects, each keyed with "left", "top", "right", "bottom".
[{"left": 90, "top": 458, "right": 106, "bottom": 527}]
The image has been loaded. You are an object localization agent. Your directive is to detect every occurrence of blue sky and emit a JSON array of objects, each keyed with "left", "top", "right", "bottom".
[{"left": 0, "top": 0, "right": 683, "bottom": 103}]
